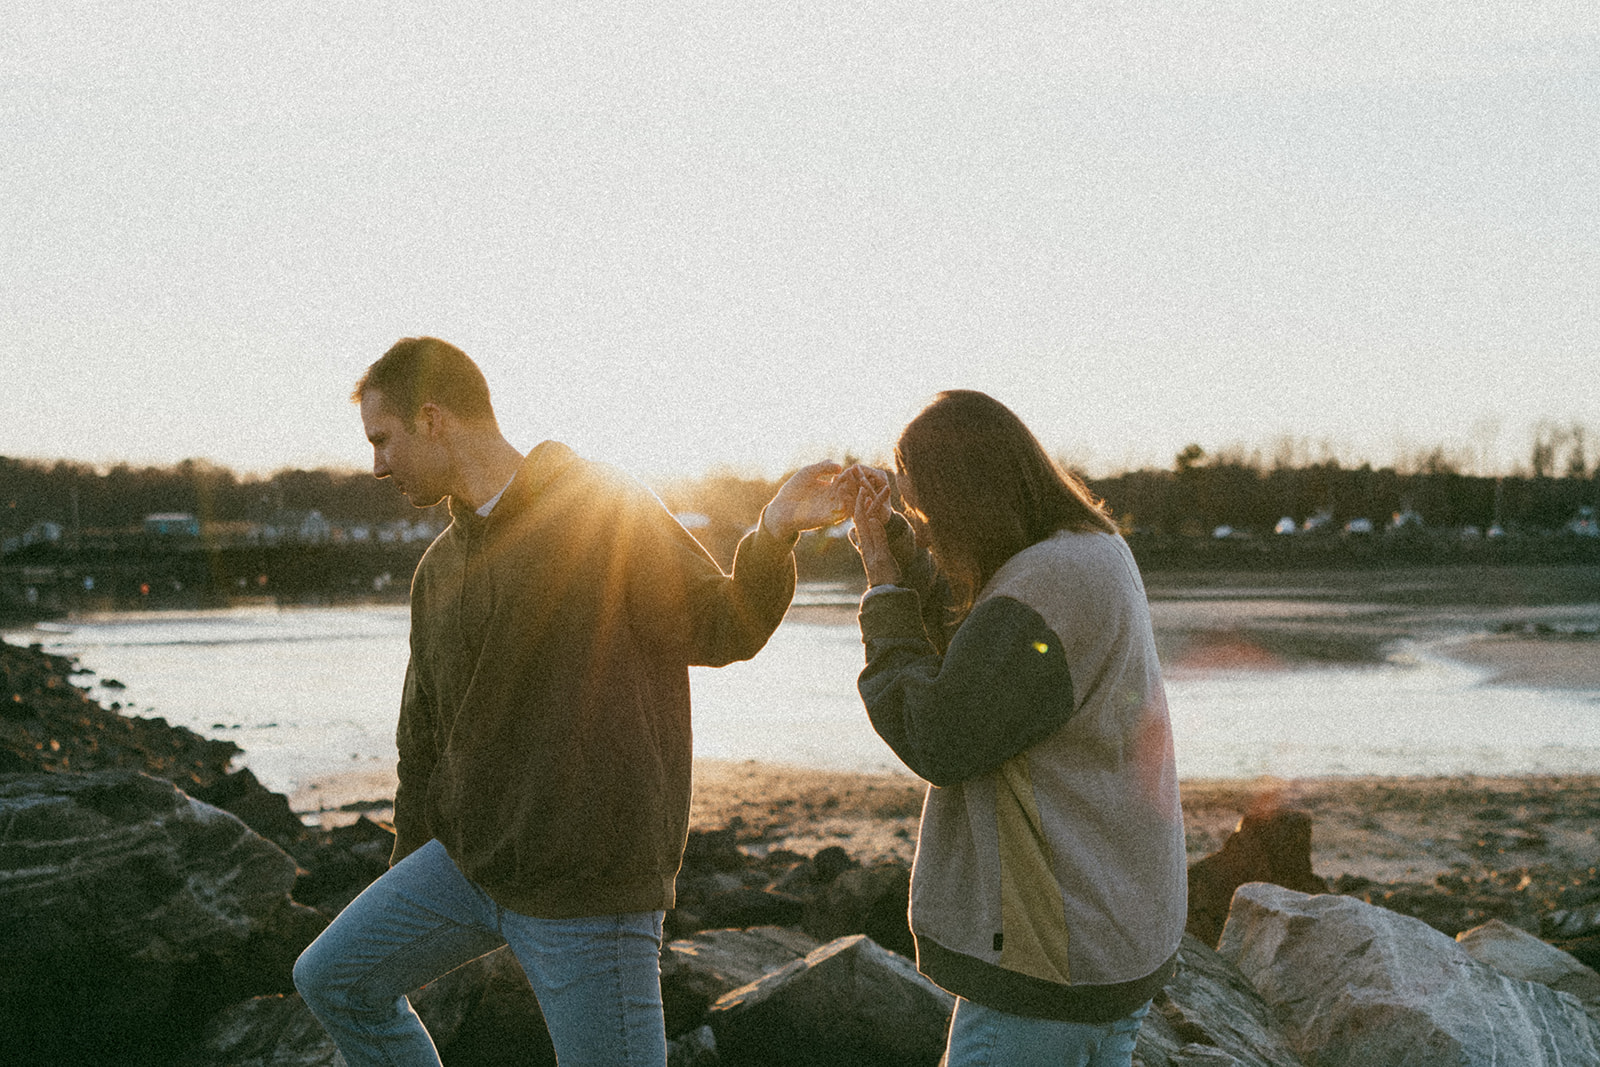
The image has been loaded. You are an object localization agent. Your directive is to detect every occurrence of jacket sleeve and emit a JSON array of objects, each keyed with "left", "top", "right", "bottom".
[
  {"left": 858, "top": 588, "right": 1077, "bottom": 787},
  {"left": 390, "top": 655, "right": 438, "bottom": 865},
  {"left": 882, "top": 513, "right": 955, "bottom": 652},
  {"left": 627, "top": 497, "right": 796, "bottom": 668}
]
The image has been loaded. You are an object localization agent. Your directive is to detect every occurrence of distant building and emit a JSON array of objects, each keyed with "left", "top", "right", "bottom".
[
  {"left": 1388, "top": 508, "right": 1424, "bottom": 532},
  {"left": 143, "top": 513, "right": 199, "bottom": 537},
  {"left": 377, "top": 518, "right": 444, "bottom": 544},
  {"left": 23, "top": 520, "right": 65, "bottom": 546},
  {"left": 298, "top": 511, "right": 333, "bottom": 544}
]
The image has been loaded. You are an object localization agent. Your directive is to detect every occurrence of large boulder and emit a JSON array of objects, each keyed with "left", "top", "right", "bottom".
[
  {"left": 1217, "top": 882, "right": 1600, "bottom": 1066},
  {"left": 0, "top": 770, "right": 327, "bottom": 1065},
  {"left": 1456, "top": 918, "right": 1600, "bottom": 1023},
  {"left": 1135, "top": 933, "right": 1306, "bottom": 1067},
  {"left": 662, "top": 925, "right": 821, "bottom": 1035},
  {"left": 1186, "top": 808, "right": 1327, "bottom": 947},
  {"left": 708, "top": 934, "right": 953, "bottom": 1067},
  {"left": 186, "top": 947, "right": 554, "bottom": 1066}
]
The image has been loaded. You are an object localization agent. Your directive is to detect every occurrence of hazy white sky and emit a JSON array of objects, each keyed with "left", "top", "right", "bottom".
[{"left": 4, "top": 1, "right": 1596, "bottom": 481}]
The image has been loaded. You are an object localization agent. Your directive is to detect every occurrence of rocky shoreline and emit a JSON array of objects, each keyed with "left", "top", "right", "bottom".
[{"left": 4, "top": 638, "right": 1600, "bottom": 1064}]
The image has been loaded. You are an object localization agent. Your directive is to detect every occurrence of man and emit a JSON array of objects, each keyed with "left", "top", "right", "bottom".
[{"left": 294, "top": 337, "right": 847, "bottom": 1066}]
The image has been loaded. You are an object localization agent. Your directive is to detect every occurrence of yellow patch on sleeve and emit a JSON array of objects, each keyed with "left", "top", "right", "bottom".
[{"left": 1032, "top": 641, "right": 1050, "bottom": 654}]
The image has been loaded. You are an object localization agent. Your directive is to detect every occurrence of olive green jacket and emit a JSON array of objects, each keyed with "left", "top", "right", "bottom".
[{"left": 392, "top": 441, "right": 796, "bottom": 917}]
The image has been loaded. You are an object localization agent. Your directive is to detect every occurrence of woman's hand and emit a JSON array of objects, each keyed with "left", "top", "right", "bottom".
[{"left": 848, "top": 470, "right": 901, "bottom": 587}]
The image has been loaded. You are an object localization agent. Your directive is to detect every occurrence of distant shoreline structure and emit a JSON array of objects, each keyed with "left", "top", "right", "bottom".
[{"left": 4, "top": 540, "right": 1598, "bottom": 624}]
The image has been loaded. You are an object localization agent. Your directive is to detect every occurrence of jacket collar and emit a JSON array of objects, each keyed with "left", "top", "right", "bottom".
[{"left": 447, "top": 440, "right": 577, "bottom": 530}]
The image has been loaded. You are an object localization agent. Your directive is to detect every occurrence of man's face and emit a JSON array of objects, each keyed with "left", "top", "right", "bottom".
[{"left": 360, "top": 390, "right": 448, "bottom": 507}]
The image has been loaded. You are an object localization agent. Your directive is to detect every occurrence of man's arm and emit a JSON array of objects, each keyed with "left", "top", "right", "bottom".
[
  {"left": 390, "top": 657, "right": 439, "bottom": 865},
  {"left": 630, "top": 463, "right": 848, "bottom": 667}
]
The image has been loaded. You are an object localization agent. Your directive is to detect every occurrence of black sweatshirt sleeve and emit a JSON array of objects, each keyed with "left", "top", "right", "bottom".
[
  {"left": 882, "top": 513, "right": 956, "bottom": 652},
  {"left": 857, "top": 588, "right": 1077, "bottom": 787}
]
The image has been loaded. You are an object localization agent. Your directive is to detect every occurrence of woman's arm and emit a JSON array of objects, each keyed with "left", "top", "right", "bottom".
[{"left": 857, "top": 587, "right": 1078, "bottom": 788}]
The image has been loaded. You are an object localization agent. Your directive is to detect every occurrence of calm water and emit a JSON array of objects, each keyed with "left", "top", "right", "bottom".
[{"left": 6, "top": 586, "right": 1599, "bottom": 797}]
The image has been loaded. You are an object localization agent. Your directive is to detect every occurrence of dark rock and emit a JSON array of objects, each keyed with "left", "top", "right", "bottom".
[
  {"left": 0, "top": 641, "right": 241, "bottom": 791},
  {"left": 180, "top": 994, "right": 341, "bottom": 1067},
  {"left": 288, "top": 816, "right": 396, "bottom": 916},
  {"left": 415, "top": 947, "right": 555, "bottom": 1067},
  {"left": 684, "top": 827, "right": 748, "bottom": 872},
  {"left": 190, "top": 765, "right": 309, "bottom": 847},
  {"left": 802, "top": 862, "right": 913, "bottom": 958},
  {"left": 668, "top": 1024, "right": 719, "bottom": 1067},
  {"left": 1555, "top": 932, "right": 1600, "bottom": 973},
  {"left": 185, "top": 948, "right": 555, "bottom": 1067},
  {"left": 0, "top": 770, "right": 327, "bottom": 1065},
  {"left": 811, "top": 844, "right": 856, "bottom": 885},
  {"left": 1186, "top": 807, "right": 1327, "bottom": 947},
  {"left": 708, "top": 934, "right": 953, "bottom": 1067},
  {"left": 700, "top": 886, "right": 806, "bottom": 930},
  {"left": 1337, "top": 871, "right": 1539, "bottom": 938},
  {"left": 662, "top": 925, "right": 820, "bottom": 1035}
]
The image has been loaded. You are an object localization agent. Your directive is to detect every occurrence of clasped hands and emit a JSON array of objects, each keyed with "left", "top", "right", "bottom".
[{"left": 763, "top": 462, "right": 902, "bottom": 588}]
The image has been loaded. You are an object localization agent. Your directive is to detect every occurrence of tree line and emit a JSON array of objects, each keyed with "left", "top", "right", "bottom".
[
  {"left": 0, "top": 457, "right": 441, "bottom": 537},
  {"left": 4, "top": 443, "right": 1596, "bottom": 551}
]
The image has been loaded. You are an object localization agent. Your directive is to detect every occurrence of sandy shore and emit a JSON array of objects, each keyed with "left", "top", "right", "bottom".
[
  {"left": 292, "top": 760, "right": 1600, "bottom": 889},
  {"left": 691, "top": 763, "right": 1600, "bottom": 886}
]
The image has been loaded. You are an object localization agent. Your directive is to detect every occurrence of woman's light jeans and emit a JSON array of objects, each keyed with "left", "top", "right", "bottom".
[
  {"left": 942, "top": 996, "right": 1151, "bottom": 1067},
  {"left": 293, "top": 839, "right": 667, "bottom": 1067}
]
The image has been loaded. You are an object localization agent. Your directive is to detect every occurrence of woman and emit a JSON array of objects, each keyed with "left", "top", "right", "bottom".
[{"left": 844, "top": 390, "right": 1186, "bottom": 1066}]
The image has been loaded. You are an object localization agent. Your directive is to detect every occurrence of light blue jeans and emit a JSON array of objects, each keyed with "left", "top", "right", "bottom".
[
  {"left": 293, "top": 839, "right": 667, "bottom": 1067},
  {"left": 942, "top": 997, "right": 1151, "bottom": 1067}
]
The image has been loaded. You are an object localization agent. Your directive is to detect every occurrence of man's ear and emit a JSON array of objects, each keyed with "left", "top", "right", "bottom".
[{"left": 417, "top": 401, "right": 446, "bottom": 439}]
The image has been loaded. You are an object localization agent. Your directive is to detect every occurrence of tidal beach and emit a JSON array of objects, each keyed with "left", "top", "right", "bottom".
[
  {"left": 5, "top": 575, "right": 1600, "bottom": 1064},
  {"left": 9, "top": 562, "right": 1598, "bottom": 892},
  {"left": 284, "top": 563, "right": 1600, "bottom": 893}
]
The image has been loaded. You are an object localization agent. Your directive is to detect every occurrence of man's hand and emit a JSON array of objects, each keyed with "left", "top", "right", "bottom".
[{"left": 763, "top": 462, "right": 850, "bottom": 541}]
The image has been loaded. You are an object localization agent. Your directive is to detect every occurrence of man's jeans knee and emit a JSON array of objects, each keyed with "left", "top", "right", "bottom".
[{"left": 293, "top": 839, "right": 666, "bottom": 1067}]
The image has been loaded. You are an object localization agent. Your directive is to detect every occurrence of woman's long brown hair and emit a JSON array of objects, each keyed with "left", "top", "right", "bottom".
[{"left": 894, "top": 390, "right": 1116, "bottom": 613}]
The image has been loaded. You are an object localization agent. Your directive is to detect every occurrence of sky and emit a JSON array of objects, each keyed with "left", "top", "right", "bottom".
[{"left": 4, "top": 1, "right": 1596, "bottom": 483}]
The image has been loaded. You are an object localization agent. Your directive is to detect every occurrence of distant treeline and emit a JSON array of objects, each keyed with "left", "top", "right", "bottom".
[
  {"left": 0, "top": 457, "right": 443, "bottom": 535},
  {"left": 4, "top": 449, "right": 1597, "bottom": 546},
  {"left": 1091, "top": 452, "right": 1596, "bottom": 539},
  {"left": 2, "top": 449, "right": 1598, "bottom": 620}
]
